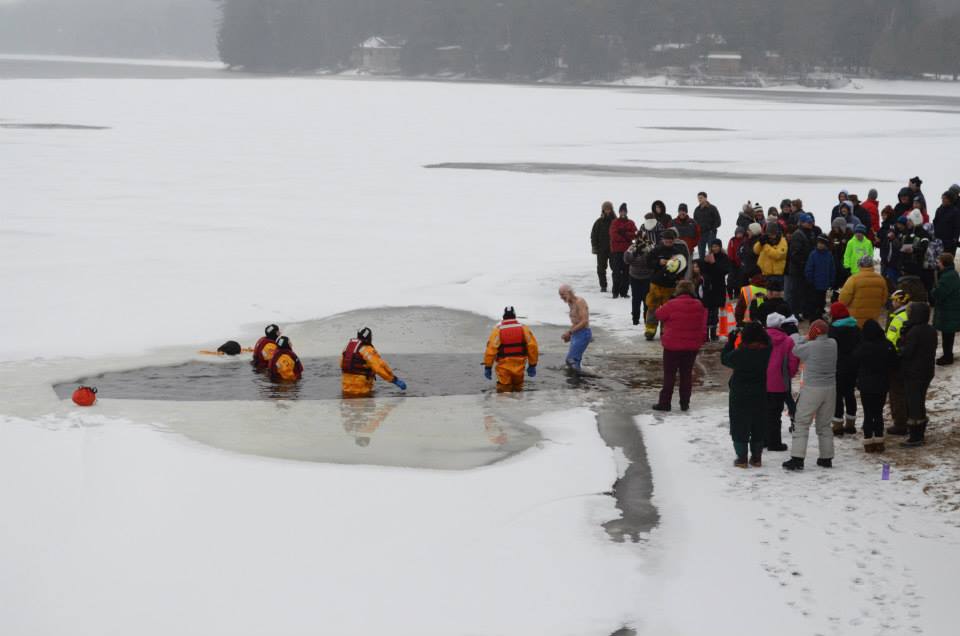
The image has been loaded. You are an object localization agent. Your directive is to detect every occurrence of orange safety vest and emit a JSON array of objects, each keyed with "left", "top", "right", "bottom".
[
  {"left": 497, "top": 320, "right": 528, "bottom": 358},
  {"left": 341, "top": 339, "right": 373, "bottom": 377}
]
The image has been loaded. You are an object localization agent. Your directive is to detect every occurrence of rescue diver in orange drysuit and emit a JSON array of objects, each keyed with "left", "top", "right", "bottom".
[
  {"left": 483, "top": 306, "right": 540, "bottom": 392},
  {"left": 252, "top": 324, "right": 280, "bottom": 369},
  {"left": 268, "top": 336, "right": 303, "bottom": 381},
  {"left": 341, "top": 327, "right": 407, "bottom": 397}
]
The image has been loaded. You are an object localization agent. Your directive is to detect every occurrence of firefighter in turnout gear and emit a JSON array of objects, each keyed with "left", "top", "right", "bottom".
[
  {"left": 341, "top": 327, "right": 407, "bottom": 398},
  {"left": 483, "top": 307, "right": 540, "bottom": 392}
]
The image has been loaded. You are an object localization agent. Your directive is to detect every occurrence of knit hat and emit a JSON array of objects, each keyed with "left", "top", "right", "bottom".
[
  {"left": 807, "top": 319, "right": 829, "bottom": 340},
  {"left": 896, "top": 215, "right": 908, "bottom": 225},
  {"left": 752, "top": 203, "right": 764, "bottom": 214},
  {"left": 766, "top": 313, "right": 786, "bottom": 329},
  {"left": 748, "top": 222, "right": 763, "bottom": 236},
  {"left": 853, "top": 224, "right": 866, "bottom": 235},
  {"left": 908, "top": 209, "right": 924, "bottom": 227},
  {"left": 868, "top": 188, "right": 878, "bottom": 200},
  {"left": 709, "top": 238, "right": 723, "bottom": 248},
  {"left": 618, "top": 202, "right": 628, "bottom": 214},
  {"left": 766, "top": 221, "right": 781, "bottom": 235},
  {"left": 832, "top": 217, "right": 847, "bottom": 231},
  {"left": 662, "top": 228, "right": 678, "bottom": 239},
  {"left": 678, "top": 203, "right": 688, "bottom": 213},
  {"left": 857, "top": 254, "right": 874, "bottom": 269},
  {"left": 798, "top": 213, "right": 814, "bottom": 224},
  {"left": 734, "top": 226, "right": 746, "bottom": 237},
  {"left": 816, "top": 234, "right": 829, "bottom": 245},
  {"left": 830, "top": 302, "right": 850, "bottom": 320},
  {"left": 910, "top": 176, "right": 922, "bottom": 186}
]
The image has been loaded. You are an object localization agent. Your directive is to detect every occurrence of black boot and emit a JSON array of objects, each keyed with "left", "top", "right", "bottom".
[
  {"left": 936, "top": 355, "right": 954, "bottom": 366},
  {"left": 816, "top": 458, "right": 833, "bottom": 468},
  {"left": 749, "top": 454, "right": 762, "bottom": 467},
  {"left": 782, "top": 457, "right": 805, "bottom": 471},
  {"left": 886, "top": 424, "right": 908, "bottom": 436},
  {"left": 708, "top": 327, "right": 718, "bottom": 342},
  {"left": 652, "top": 403, "right": 671, "bottom": 412},
  {"left": 843, "top": 415, "right": 857, "bottom": 435},
  {"left": 901, "top": 421, "right": 925, "bottom": 447}
]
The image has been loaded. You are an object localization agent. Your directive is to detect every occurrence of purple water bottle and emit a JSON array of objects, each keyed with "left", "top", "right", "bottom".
[{"left": 882, "top": 463, "right": 890, "bottom": 481}]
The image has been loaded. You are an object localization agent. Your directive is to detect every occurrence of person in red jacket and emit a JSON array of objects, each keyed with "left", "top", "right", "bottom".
[
  {"left": 673, "top": 203, "right": 701, "bottom": 256},
  {"left": 652, "top": 280, "right": 708, "bottom": 412},
  {"left": 862, "top": 189, "right": 881, "bottom": 234},
  {"left": 609, "top": 202, "right": 638, "bottom": 299},
  {"left": 726, "top": 226, "right": 746, "bottom": 297}
]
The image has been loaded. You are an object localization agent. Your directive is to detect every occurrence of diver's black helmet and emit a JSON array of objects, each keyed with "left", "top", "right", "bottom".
[
  {"left": 357, "top": 327, "right": 373, "bottom": 345},
  {"left": 276, "top": 336, "right": 292, "bottom": 350},
  {"left": 265, "top": 324, "right": 280, "bottom": 339}
]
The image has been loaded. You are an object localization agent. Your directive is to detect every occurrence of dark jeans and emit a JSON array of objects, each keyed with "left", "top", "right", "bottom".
[
  {"left": 861, "top": 391, "right": 887, "bottom": 439},
  {"left": 805, "top": 287, "right": 827, "bottom": 321},
  {"left": 707, "top": 306, "right": 719, "bottom": 328},
  {"left": 596, "top": 252, "right": 610, "bottom": 291},
  {"left": 942, "top": 331, "right": 956, "bottom": 359},
  {"left": 784, "top": 274, "right": 805, "bottom": 318},
  {"left": 766, "top": 392, "right": 788, "bottom": 448},
  {"left": 698, "top": 229, "right": 717, "bottom": 260},
  {"left": 834, "top": 373, "right": 857, "bottom": 420},
  {"left": 610, "top": 252, "right": 629, "bottom": 297},
  {"left": 659, "top": 350, "right": 698, "bottom": 407},
  {"left": 905, "top": 378, "right": 931, "bottom": 421},
  {"left": 630, "top": 277, "right": 651, "bottom": 324}
]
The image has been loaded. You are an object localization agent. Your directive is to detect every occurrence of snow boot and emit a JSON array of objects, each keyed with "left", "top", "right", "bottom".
[
  {"left": 863, "top": 438, "right": 878, "bottom": 453},
  {"left": 749, "top": 455, "right": 762, "bottom": 467},
  {"left": 901, "top": 420, "right": 926, "bottom": 447},
  {"left": 936, "top": 355, "right": 954, "bottom": 366},
  {"left": 886, "top": 424, "right": 908, "bottom": 436},
  {"left": 875, "top": 441, "right": 885, "bottom": 453},
  {"left": 816, "top": 458, "right": 833, "bottom": 468},
  {"left": 652, "top": 403, "right": 671, "bottom": 412},
  {"left": 680, "top": 401, "right": 690, "bottom": 412},
  {"left": 832, "top": 418, "right": 845, "bottom": 437},
  {"left": 782, "top": 457, "right": 805, "bottom": 471},
  {"left": 734, "top": 456, "right": 748, "bottom": 469},
  {"left": 708, "top": 327, "right": 718, "bottom": 342},
  {"left": 766, "top": 441, "right": 789, "bottom": 452},
  {"left": 843, "top": 415, "right": 857, "bottom": 435},
  {"left": 632, "top": 317, "right": 640, "bottom": 326},
  {"left": 645, "top": 333, "right": 655, "bottom": 341}
]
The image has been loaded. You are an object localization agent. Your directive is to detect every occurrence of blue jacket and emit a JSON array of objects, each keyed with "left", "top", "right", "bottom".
[{"left": 805, "top": 247, "right": 836, "bottom": 291}]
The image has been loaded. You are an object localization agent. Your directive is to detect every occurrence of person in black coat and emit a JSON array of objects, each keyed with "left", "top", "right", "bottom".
[
  {"left": 899, "top": 302, "right": 938, "bottom": 447},
  {"left": 699, "top": 239, "right": 731, "bottom": 341},
  {"left": 852, "top": 319, "right": 897, "bottom": 452},
  {"left": 591, "top": 201, "right": 616, "bottom": 292},
  {"left": 933, "top": 190, "right": 960, "bottom": 256},
  {"left": 787, "top": 214, "right": 818, "bottom": 319},
  {"left": 828, "top": 301, "right": 861, "bottom": 436}
]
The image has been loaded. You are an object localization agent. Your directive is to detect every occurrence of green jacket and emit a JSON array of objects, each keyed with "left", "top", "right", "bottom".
[
  {"left": 932, "top": 266, "right": 960, "bottom": 333},
  {"left": 843, "top": 235, "right": 874, "bottom": 274}
]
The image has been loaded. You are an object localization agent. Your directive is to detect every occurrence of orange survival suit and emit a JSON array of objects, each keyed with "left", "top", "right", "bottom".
[
  {"left": 341, "top": 339, "right": 397, "bottom": 398},
  {"left": 253, "top": 336, "right": 278, "bottom": 369},
  {"left": 483, "top": 319, "right": 539, "bottom": 392},
  {"left": 269, "top": 337, "right": 303, "bottom": 381}
]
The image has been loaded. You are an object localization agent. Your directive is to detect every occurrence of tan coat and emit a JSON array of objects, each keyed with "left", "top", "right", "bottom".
[{"left": 838, "top": 269, "right": 888, "bottom": 327}]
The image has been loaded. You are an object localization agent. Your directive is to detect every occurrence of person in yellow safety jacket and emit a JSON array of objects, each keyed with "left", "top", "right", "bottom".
[
  {"left": 268, "top": 336, "right": 303, "bottom": 381},
  {"left": 885, "top": 289, "right": 911, "bottom": 434},
  {"left": 735, "top": 275, "right": 767, "bottom": 326},
  {"left": 341, "top": 327, "right": 407, "bottom": 398},
  {"left": 483, "top": 306, "right": 540, "bottom": 392}
]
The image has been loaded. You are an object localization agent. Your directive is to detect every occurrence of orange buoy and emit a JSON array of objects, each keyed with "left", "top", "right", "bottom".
[{"left": 71, "top": 386, "right": 98, "bottom": 407}]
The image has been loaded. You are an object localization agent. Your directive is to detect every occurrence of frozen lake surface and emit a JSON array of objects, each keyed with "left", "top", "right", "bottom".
[{"left": 3, "top": 59, "right": 960, "bottom": 635}]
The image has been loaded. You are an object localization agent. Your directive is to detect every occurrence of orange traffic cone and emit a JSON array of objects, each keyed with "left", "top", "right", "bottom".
[{"left": 718, "top": 301, "right": 734, "bottom": 338}]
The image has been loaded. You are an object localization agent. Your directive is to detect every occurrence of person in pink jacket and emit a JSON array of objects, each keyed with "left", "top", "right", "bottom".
[
  {"left": 765, "top": 312, "right": 800, "bottom": 451},
  {"left": 652, "top": 280, "right": 708, "bottom": 412}
]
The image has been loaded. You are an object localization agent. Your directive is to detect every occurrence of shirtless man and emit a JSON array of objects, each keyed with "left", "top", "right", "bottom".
[{"left": 559, "top": 284, "right": 592, "bottom": 371}]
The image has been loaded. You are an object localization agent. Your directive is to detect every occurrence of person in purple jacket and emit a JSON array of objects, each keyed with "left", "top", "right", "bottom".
[{"left": 764, "top": 312, "right": 800, "bottom": 451}]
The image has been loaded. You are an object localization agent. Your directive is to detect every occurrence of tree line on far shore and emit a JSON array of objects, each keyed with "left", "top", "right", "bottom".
[{"left": 216, "top": 0, "right": 960, "bottom": 80}]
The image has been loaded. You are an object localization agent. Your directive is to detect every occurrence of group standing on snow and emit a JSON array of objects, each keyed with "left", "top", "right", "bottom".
[{"left": 590, "top": 177, "right": 960, "bottom": 469}]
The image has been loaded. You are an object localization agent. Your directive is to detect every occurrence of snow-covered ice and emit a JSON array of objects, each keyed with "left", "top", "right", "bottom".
[{"left": 2, "top": 66, "right": 960, "bottom": 634}]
